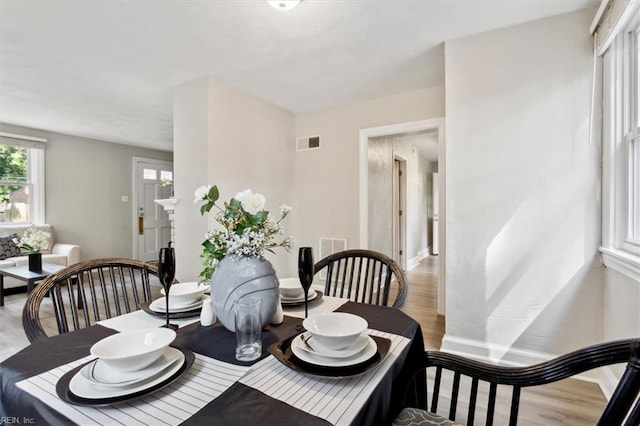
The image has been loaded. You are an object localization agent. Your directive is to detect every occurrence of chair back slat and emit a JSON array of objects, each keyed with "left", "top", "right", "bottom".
[
  {"left": 624, "top": 396, "right": 640, "bottom": 425},
  {"left": 81, "top": 270, "right": 97, "bottom": 321},
  {"left": 346, "top": 258, "right": 356, "bottom": 301},
  {"left": 65, "top": 281, "right": 81, "bottom": 331},
  {"left": 509, "top": 386, "right": 521, "bottom": 426},
  {"left": 82, "top": 271, "right": 94, "bottom": 318},
  {"left": 373, "top": 260, "right": 383, "bottom": 305},
  {"left": 449, "top": 371, "right": 460, "bottom": 421},
  {"left": 431, "top": 366, "right": 442, "bottom": 413},
  {"left": 358, "top": 258, "right": 367, "bottom": 304},
  {"left": 51, "top": 286, "right": 68, "bottom": 334},
  {"left": 467, "top": 377, "right": 479, "bottom": 425},
  {"left": 107, "top": 267, "right": 122, "bottom": 317},
  {"left": 23, "top": 258, "right": 160, "bottom": 343},
  {"left": 348, "top": 259, "right": 360, "bottom": 299},
  {"left": 116, "top": 267, "right": 127, "bottom": 313},
  {"left": 334, "top": 259, "right": 343, "bottom": 298},
  {"left": 486, "top": 382, "right": 497, "bottom": 425},
  {"left": 128, "top": 267, "right": 141, "bottom": 310},
  {"left": 83, "top": 274, "right": 99, "bottom": 322},
  {"left": 313, "top": 249, "right": 408, "bottom": 308}
]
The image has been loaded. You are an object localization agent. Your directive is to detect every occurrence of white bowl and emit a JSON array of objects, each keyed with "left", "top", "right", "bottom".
[
  {"left": 302, "top": 312, "right": 368, "bottom": 351},
  {"left": 90, "top": 328, "right": 176, "bottom": 372},
  {"left": 161, "top": 282, "right": 209, "bottom": 306},
  {"left": 278, "top": 278, "right": 305, "bottom": 299}
]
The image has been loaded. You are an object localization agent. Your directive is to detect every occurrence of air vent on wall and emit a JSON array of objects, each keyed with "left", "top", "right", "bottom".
[
  {"left": 296, "top": 135, "right": 321, "bottom": 151},
  {"left": 318, "top": 237, "right": 347, "bottom": 279}
]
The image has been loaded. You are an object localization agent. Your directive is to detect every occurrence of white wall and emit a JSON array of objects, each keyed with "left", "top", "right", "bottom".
[
  {"left": 604, "top": 268, "right": 640, "bottom": 343},
  {"left": 443, "top": 9, "right": 603, "bottom": 361},
  {"left": 173, "top": 77, "right": 211, "bottom": 282},
  {"left": 293, "top": 87, "right": 444, "bottom": 254},
  {"left": 0, "top": 122, "right": 173, "bottom": 260},
  {"left": 173, "top": 77, "right": 296, "bottom": 282}
]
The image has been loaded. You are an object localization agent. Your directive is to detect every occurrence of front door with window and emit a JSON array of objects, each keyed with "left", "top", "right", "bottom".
[{"left": 134, "top": 158, "right": 173, "bottom": 261}]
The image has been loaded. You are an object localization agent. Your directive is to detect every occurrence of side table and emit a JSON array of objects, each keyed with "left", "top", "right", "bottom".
[{"left": 0, "top": 264, "right": 66, "bottom": 306}]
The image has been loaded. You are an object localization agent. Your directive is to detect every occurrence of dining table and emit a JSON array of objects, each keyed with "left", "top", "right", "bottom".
[{"left": 0, "top": 295, "right": 426, "bottom": 425}]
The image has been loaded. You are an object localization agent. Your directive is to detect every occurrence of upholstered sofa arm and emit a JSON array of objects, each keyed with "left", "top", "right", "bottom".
[{"left": 52, "top": 244, "right": 81, "bottom": 265}]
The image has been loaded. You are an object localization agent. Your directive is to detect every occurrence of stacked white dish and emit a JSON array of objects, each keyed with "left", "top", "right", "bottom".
[
  {"left": 70, "top": 328, "right": 182, "bottom": 398},
  {"left": 293, "top": 313, "right": 376, "bottom": 367},
  {"left": 279, "top": 278, "right": 317, "bottom": 304},
  {"left": 152, "top": 282, "right": 210, "bottom": 313}
]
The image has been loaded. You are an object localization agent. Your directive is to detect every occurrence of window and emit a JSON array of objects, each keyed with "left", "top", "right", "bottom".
[
  {"left": 599, "top": 7, "right": 640, "bottom": 276},
  {"left": 0, "top": 133, "right": 45, "bottom": 224},
  {"left": 628, "top": 28, "right": 640, "bottom": 249}
]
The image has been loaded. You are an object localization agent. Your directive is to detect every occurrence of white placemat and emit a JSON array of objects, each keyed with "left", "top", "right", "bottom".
[
  {"left": 97, "top": 310, "right": 200, "bottom": 332},
  {"left": 239, "top": 329, "right": 410, "bottom": 425},
  {"left": 16, "top": 353, "right": 250, "bottom": 426}
]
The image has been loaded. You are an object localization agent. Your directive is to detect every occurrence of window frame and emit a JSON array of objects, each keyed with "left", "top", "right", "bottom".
[
  {"left": 600, "top": 14, "right": 640, "bottom": 279},
  {"left": 0, "top": 133, "right": 46, "bottom": 225}
]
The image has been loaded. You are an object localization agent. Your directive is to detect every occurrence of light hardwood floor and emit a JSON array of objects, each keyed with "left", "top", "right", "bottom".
[
  {"left": 0, "top": 258, "right": 611, "bottom": 424},
  {"left": 1, "top": 288, "right": 37, "bottom": 362},
  {"left": 400, "top": 256, "right": 445, "bottom": 350}
]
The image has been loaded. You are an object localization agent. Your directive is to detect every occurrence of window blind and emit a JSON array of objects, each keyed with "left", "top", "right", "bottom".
[
  {"left": 591, "top": 0, "right": 639, "bottom": 56},
  {"left": 0, "top": 132, "right": 46, "bottom": 150}
]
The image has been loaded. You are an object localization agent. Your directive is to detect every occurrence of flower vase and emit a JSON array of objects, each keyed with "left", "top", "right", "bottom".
[
  {"left": 210, "top": 255, "right": 279, "bottom": 332},
  {"left": 28, "top": 253, "right": 42, "bottom": 272}
]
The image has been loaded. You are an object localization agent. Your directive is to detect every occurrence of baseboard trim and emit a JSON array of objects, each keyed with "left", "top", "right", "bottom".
[
  {"left": 440, "top": 335, "right": 601, "bottom": 384},
  {"left": 600, "top": 365, "right": 619, "bottom": 399},
  {"left": 407, "top": 249, "right": 430, "bottom": 271}
]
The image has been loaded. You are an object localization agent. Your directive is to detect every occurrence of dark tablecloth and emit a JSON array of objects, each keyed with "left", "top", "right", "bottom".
[{"left": 0, "top": 302, "right": 425, "bottom": 425}]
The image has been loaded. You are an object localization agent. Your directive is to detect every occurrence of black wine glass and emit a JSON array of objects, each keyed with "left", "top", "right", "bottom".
[
  {"left": 298, "top": 247, "right": 314, "bottom": 319},
  {"left": 158, "top": 242, "right": 177, "bottom": 330}
]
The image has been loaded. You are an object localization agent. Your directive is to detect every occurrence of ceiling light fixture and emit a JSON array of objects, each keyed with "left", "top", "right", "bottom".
[{"left": 266, "top": 0, "right": 301, "bottom": 11}]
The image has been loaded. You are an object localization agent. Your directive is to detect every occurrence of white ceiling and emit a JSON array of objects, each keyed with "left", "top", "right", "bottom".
[{"left": 0, "top": 0, "right": 597, "bottom": 151}]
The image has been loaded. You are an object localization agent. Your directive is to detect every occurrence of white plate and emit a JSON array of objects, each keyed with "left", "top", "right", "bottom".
[
  {"left": 69, "top": 348, "right": 185, "bottom": 399},
  {"left": 81, "top": 347, "right": 182, "bottom": 388},
  {"left": 150, "top": 297, "right": 204, "bottom": 313},
  {"left": 296, "top": 332, "right": 370, "bottom": 359},
  {"left": 291, "top": 334, "right": 377, "bottom": 367},
  {"left": 281, "top": 291, "right": 317, "bottom": 304}
]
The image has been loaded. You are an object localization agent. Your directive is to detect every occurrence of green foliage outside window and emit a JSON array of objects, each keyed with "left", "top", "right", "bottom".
[{"left": 0, "top": 144, "right": 28, "bottom": 222}]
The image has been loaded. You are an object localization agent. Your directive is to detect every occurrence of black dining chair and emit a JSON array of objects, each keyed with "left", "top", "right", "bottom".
[
  {"left": 393, "top": 338, "right": 640, "bottom": 426},
  {"left": 314, "top": 249, "right": 408, "bottom": 309},
  {"left": 22, "top": 258, "right": 162, "bottom": 343}
]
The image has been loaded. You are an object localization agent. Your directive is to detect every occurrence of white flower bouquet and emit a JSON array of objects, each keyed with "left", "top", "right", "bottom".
[
  {"left": 15, "top": 227, "right": 51, "bottom": 254},
  {"left": 194, "top": 185, "right": 293, "bottom": 281}
]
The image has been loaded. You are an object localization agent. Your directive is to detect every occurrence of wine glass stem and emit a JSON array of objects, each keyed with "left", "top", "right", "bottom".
[
  {"left": 165, "top": 286, "right": 170, "bottom": 327},
  {"left": 304, "top": 289, "right": 309, "bottom": 318}
]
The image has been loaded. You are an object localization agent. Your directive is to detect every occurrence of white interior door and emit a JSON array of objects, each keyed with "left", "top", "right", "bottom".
[
  {"left": 134, "top": 158, "right": 173, "bottom": 261},
  {"left": 393, "top": 156, "right": 407, "bottom": 269}
]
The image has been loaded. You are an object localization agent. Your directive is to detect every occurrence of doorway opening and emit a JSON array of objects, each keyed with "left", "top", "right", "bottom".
[{"left": 359, "top": 118, "right": 445, "bottom": 315}]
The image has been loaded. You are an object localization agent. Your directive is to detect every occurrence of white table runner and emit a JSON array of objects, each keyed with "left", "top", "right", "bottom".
[
  {"left": 281, "top": 295, "right": 348, "bottom": 319},
  {"left": 16, "top": 353, "right": 250, "bottom": 426},
  {"left": 240, "top": 329, "right": 410, "bottom": 425}
]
